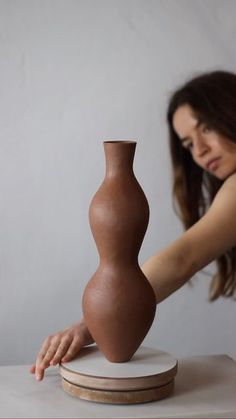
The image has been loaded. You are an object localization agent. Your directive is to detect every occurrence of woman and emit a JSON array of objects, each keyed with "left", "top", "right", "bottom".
[{"left": 30, "top": 70, "right": 236, "bottom": 381}]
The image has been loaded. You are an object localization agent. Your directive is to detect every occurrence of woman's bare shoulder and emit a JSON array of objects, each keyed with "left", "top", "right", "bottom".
[
  {"left": 220, "top": 172, "right": 236, "bottom": 190},
  {"left": 211, "top": 172, "right": 236, "bottom": 209},
  {"left": 181, "top": 173, "right": 236, "bottom": 272}
]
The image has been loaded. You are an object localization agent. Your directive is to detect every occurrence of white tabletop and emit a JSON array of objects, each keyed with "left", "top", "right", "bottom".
[{"left": 0, "top": 354, "right": 236, "bottom": 418}]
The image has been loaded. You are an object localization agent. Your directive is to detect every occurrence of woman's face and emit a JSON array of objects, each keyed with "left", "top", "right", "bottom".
[{"left": 172, "top": 104, "right": 236, "bottom": 180}]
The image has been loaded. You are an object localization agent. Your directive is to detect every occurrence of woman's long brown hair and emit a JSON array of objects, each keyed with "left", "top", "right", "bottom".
[{"left": 167, "top": 70, "right": 236, "bottom": 301}]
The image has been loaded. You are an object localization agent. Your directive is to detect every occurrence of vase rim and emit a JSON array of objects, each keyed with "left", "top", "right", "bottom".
[{"left": 103, "top": 140, "right": 137, "bottom": 144}]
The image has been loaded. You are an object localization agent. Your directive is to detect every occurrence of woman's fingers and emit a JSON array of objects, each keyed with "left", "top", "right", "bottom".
[
  {"left": 30, "top": 320, "right": 94, "bottom": 380},
  {"left": 30, "top": 365, "right": 36, "bottom": 374},
  {"left": 50, "top": 335, "right": 73, "bottom": 365},
  {"left": 35, "top": 335, "right": 60, "bottom": 380},
  {"left": 61, "top": 336, "right": 83, "bottom": 363}
]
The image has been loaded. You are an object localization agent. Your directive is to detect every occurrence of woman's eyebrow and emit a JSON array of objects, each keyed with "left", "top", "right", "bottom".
[{"left": 179, "top": 119, "right": 203, "bottom": 142}]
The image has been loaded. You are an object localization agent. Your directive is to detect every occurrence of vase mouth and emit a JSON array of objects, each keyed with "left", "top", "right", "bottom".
[{"left": 103, "top": 140, "right": 137, "bottom": 144}]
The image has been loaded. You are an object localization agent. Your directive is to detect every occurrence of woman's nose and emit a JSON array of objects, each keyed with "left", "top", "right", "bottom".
[{"left": 194, "top": 137, "right": 209, "bottom": 157}]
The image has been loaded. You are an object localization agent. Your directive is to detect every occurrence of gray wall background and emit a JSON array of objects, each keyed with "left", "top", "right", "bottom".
[{"left": 1, "top": 0, "right": 236, "bottom": 366}]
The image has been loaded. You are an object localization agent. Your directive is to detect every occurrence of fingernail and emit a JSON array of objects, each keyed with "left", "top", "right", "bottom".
[{"left": 36, "top": 375, "right": 41, "bottom": 381}]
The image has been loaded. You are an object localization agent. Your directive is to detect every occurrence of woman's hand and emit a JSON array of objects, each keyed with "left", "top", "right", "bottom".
[{"left": 29, "top": 319, "right": 94, "bottom": 381}]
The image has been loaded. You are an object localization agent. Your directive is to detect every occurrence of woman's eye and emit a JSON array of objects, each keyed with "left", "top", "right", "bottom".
[
  {"left": 202, "top": 124, "right": 211, "bottom": 133},
  {"left": 184, "top": 142, "right": 193, "bottom": 151}
]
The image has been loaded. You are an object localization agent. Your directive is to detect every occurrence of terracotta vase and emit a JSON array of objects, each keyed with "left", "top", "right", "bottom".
[{"left": 82, "top": 140, "right": 156, "bottom": 362}]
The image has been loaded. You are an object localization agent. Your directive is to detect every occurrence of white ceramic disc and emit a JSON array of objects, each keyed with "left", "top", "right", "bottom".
[{"left": 59, "top": 345, "right": 178, "bottom": 391}]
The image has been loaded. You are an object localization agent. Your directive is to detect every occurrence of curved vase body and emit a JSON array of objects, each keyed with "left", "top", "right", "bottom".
[{"left": 82, "top": 141, "right": 156, "bottom": 362}]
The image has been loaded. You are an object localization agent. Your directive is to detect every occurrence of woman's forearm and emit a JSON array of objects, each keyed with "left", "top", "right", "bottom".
[
  {"left": 141, "top": 238, "right": 196, "bottom": 304},
  {"left": 143, "top": 174, "right": 236, "bottom": 304}
]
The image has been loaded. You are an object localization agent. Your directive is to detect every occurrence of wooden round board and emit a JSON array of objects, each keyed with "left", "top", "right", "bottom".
[
  {"left": 62, "top": 376, "right": 175, "bottom": 404},
  {"left": 59, "top": 346, "right": 177, "bottom": 404}
]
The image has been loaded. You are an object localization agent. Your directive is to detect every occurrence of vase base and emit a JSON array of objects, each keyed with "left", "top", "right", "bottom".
[{"left": 59, "top": 345, "right": 178, "bottom": 404}]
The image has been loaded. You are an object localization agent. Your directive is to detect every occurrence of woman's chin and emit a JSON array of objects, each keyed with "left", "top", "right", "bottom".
[{"left": 213, "top": 168, "right": 236, "bottom": 181}]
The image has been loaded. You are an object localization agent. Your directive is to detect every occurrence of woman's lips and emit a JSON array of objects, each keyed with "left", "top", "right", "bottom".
[{"left": 207, "top": 157, "right": 221, "bottom": 171}]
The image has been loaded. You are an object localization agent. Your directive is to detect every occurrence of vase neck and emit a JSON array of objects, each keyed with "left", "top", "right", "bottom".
[{"left": 103, "top": 141, "right": 136, "bottom": 177}]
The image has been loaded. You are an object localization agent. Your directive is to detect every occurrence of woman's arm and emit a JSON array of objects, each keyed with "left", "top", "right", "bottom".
[
  {"left": 31, "top": 174, "right": 236, "bottom": 380},
  {"left": 142, "top": 173, "right": 236, "bottom": 303}
]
